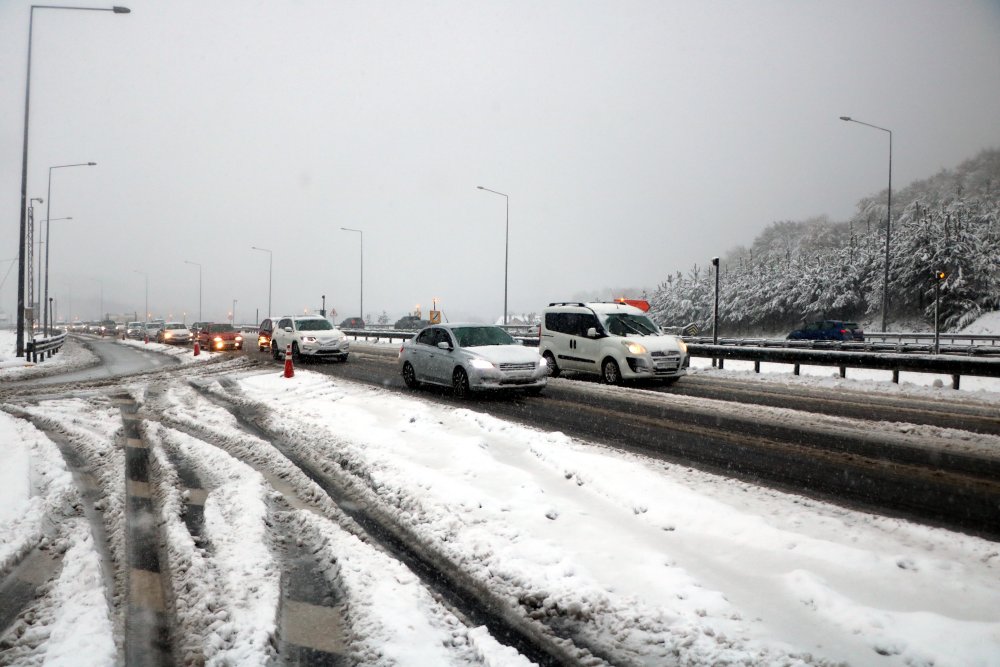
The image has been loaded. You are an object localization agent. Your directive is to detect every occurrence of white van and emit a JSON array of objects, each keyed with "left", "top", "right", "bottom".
[{"left": 538, "top": 302, "right": 688, "bottom": 385}]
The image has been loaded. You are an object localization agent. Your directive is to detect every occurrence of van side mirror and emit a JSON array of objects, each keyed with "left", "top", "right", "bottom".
[
  {"left": 437, "top": 341, "right": 452, "bottom": 350},
  {"left": 587, "top": 327, "right": 599, "bottom": 338},
  {"left": 284, "top": 326, "right": 293, "bottom": 333}
]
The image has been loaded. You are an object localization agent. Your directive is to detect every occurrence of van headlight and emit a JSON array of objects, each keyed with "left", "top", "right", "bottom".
[
  {"left": 469, "top": 358, "right": 495, "bottom": 370},
  {"left": 624, "top": 341, "right": 647, "bottom": 355}
]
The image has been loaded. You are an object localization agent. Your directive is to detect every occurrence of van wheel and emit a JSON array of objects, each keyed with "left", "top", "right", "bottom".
[
  {"left": 543, "top": 352, "right": 560, "bottom": 377},
  {"left": 452, "top": 367, "right": 471, "bottom": 399},
  {"left": 601, "top": 358, "right": 622, "bottom": 385}
]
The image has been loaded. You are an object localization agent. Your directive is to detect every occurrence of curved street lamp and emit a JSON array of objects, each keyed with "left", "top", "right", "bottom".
[
  {"left": 477, "top": 186, "right": 509, "bottom": 325},
  {"left": 341, "top": 228, "right": 363, "bottom": 323},
  {"left": 15, "top": 4, "right": 130, "bottom": 355},
  {"left": 840, "top": 115, "right": 892, "bottom": 332},
  {"left": 44, "top": 162, "right": 95, "bottom": 334},
  {"left": 251, "top": 246, "right": 272, "bottom": 317}
]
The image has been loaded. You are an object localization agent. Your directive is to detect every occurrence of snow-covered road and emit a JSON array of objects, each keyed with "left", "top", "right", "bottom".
[{"left": 2, "top": 336, "right": 999, "bottom": 665}]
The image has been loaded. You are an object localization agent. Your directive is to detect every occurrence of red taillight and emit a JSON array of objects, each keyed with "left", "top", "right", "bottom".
[{"left": 840, "top": 329, "right": 848, "bottom": 334}]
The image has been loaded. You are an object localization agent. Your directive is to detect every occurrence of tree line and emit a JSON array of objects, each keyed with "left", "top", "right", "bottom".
[{"left": 650, "top": 149, "right": 1000, "bottom": 335}]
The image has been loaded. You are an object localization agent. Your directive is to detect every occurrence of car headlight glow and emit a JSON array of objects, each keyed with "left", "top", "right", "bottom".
[
  {"left": 235, "top": 335, "right": 243, "bottom": 342},
  {"left": 469, "top": 358, "right": 494, "bottom": 370},
  {"left": 213, "top": 336, "right": 223, "bottom": 342},
  {"left": 677, "top": 338, "right": 688, "bottom": 354},
  {"left": 624, "top": 341, "right": 647, "bottom": 355},
  {"left": 303, "top": 336, "right": 317, "bottom": 342},
  {"left": 538, "top": 357, "right": 547, "bottom": 367}
]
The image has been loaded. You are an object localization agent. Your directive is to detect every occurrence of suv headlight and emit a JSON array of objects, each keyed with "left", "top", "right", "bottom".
[
  {"left": 677, "top": 338, "right": 688, "bottom": 354},
  {"left": 469, "top": 358, "right": 494, "bottom": 370},
  {"left": 624, "top": 341, "right": 647, "bottom": 355},
  {"left": 303, "top": 336, "right": 317, "bottom": 342}
]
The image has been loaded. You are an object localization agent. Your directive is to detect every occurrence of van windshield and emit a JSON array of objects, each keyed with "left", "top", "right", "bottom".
[{"left": 602, "top": 313, "right": 660, "bottom": 336}]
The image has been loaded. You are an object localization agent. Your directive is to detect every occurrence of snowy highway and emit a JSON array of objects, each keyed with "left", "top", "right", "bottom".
[{"left": 2, "top": 333, "right": 1000, "bottom": 665}]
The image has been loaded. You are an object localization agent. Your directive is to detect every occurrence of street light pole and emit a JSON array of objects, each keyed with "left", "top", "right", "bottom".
[
  {"left": 840, "top": 116, "right": 892, "bottom": 332},
  {"left": 341, "top": 228, "right": 363, "bottom": 322},
  {"left": 14, "top": 4, "right": 130, "bottom": 356},
  {"left": 44, "top": 162, "right": 96, "bottom": 335},
  {"left": 477, "top": 186, "right": 509, "bottom": 326},
  {"left": 133, "top": 270, "right": 147, "bottom": 322},
  {"left": 232, "top": 299, "right": 237, "bottom": 326},
  {"left": 251, "top": 246, "right": 272, "bottom": 317},
  {"left": 184, "top": 260, "right": 202, "bottom": 321}
]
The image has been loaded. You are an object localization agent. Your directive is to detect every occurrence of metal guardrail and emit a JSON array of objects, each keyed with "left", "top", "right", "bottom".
[
  {"left": 342, "top": 329, "right": 1000, "bottom": 389},
  {"left": 25, "top": 331, "right": 67, "bottom": 363},
  {"left": 689, "top": 343, "right": 1000, "bottom": 389}
]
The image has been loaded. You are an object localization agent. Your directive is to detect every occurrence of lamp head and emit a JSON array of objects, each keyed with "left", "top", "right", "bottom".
[
  {"left": 839, "top": 116, "right": 852, "bottom": 121},
  {"left": 87, "top": 162, "right": 97, "bottom": 166},
  {"left": 112, "top": 6, "right": 131, "bottom": 13}
]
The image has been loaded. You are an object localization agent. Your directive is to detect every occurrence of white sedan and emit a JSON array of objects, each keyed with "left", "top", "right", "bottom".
[{"left": 399, "top": 323, "right": 548, "bottom": 398}]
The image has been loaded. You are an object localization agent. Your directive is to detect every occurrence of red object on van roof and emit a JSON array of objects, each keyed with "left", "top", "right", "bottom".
[{"left": 615, "top": 298, "right": 650, "bottom": 312}]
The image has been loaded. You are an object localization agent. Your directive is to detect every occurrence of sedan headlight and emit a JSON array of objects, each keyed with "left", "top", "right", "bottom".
[
  {"left": 213, "top": 336, "right": 223, "bottom": 342},
  {"left": 469, "top": 358, "right": 495, "bottom": 370},
  {"left": 624, "top": 341, "right": 647, "bottom": 355},
  {"left": 235, "top": 335, "right": 243, "bottom": 342}
]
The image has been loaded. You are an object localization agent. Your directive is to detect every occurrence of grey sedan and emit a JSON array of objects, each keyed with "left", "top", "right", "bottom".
[{"left": 398, "top": 323, "right": 548, "bottom": 398}]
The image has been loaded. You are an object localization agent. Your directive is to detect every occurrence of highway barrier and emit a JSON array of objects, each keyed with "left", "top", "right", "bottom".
[{"left": 24, "top": 331, "right": 67, "bottom": 363}]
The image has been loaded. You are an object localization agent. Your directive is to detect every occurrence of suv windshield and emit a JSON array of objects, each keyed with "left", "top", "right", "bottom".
[
  {"left": 452, "top": 326, "right": 515, "bottom": 347},
  {"left": 602, "top": 313, "right": 660, "bottom": 336},
  {"left": 296, "top": 318, "right": 333, "bottom": 331}
]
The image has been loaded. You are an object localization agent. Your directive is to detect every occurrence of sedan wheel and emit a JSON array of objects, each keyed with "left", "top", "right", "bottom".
[
  {"left": 452, "top": 367, "right": 471, "bottom": 399},
  {"left": 402, "top": 362, "right": 419, "bottom": 389},
  {"left": 601, "top": 358, "right": 622, "bottom": 385}
]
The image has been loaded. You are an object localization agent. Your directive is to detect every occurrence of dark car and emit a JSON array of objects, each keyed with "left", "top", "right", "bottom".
[
  {"left": 394, "top": 315, "right": 430, "bottom": 330},
  {"left": 257, "top": 318, "right": 275, "bottom": 351},
  {"left": 197, "top": 323, "right": 244, "bottom": 351},
  {"left": 787, "top": 320, "right": 865, "bottom": 342},
  {"left": 339, "top": 317, "right": 365, "bottom": 329}
]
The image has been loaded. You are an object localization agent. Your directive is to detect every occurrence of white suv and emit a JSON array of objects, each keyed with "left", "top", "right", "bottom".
[
  {"left": 270, "top": 315, "right": 350, "bottom": 362},
  {"left": 538, "top": 302, "right": 688, "bottom": 385}
]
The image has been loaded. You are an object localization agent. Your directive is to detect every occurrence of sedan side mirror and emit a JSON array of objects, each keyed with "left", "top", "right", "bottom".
[
  {"left": 284, "top": 327, "right": 293, "bottom": 333},
  {"left": 437, "top": 341, "right": 452, "bottom": 350}
]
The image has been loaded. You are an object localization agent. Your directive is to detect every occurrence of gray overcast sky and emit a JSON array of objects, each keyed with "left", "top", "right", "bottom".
[{"left": 2, "top": 0, "right": 999, "bottom": 325}]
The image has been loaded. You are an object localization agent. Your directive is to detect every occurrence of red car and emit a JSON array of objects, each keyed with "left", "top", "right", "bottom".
[{"left": 197, "top": 323, "right": 244, "bottom": 351}]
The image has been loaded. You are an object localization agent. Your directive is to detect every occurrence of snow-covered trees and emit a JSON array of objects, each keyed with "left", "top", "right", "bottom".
[{"left": 650, "top": 149, "right": 1000, "bottom": 334}]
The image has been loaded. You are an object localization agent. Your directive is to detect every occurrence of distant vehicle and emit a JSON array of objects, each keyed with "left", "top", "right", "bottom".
[
  {"left": 126, "top": 322, "right": 144, "bottom": 340},
  {"left": 144, "top": 321, "right": 165, "bottom": 338},
  {"left": 538, "top": 301, "right": 688, "bottom": 385},
  {"left": 189, "top": 321, "right": 209, "bottom": 335},
  {"left": 197, "top": 323, "right": 244, "bottom": 351},
  {"left": 270, "top": 315, "right": 349, "bottom": 362},
  {"left": 394, "top": 315, "right": 429, "bottom": 330},
  {"left": 787, "top": 320, "right": 865, "bottom": 342},
  {"left": 157, "top": 322, "right": 193, "bottom": 345},
  {"left": 339, "top": 317, "right": 365, "bottom": 329},
  {"left": 399, "top": 323, "right": 547, "bottom": 398},
  {"left": 257, "top": 318, "right": 276, "bottom": 351},
  {"left": 99, "top": 319, "right": 117, "bottom": 336}
]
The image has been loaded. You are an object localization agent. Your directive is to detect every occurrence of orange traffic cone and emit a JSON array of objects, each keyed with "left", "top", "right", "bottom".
[
  {"left": 193, "top": 340, "right": 200, "bottom": 356},
  {"left": 283, "top": 343, "right": 294, "bottom": 378},
  {"left": 144, "top": 333, "right": 149, "bottom": 344}
]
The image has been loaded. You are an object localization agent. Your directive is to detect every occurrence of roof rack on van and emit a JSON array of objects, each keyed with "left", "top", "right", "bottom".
[{"left": 547, "top": 302, "right": 588, "bottom": 307}]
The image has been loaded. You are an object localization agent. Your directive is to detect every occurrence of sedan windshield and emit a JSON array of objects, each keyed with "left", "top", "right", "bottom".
[
  {"left": 209, "top": 324, "right": 236, "bottom": 333},
  {"left": 452, "top": 326, "right": 515, "bottom": 347},
  {"left": 603, "top": 313, "right": 660, "bottom": 336},
  {"left": 296, "top": 319, "right": 333, "bottom": 331}
]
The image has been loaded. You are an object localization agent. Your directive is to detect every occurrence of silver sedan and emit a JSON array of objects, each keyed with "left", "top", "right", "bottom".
[{"left": 399, "top": 323, "right": 548, "bottom": 398}]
